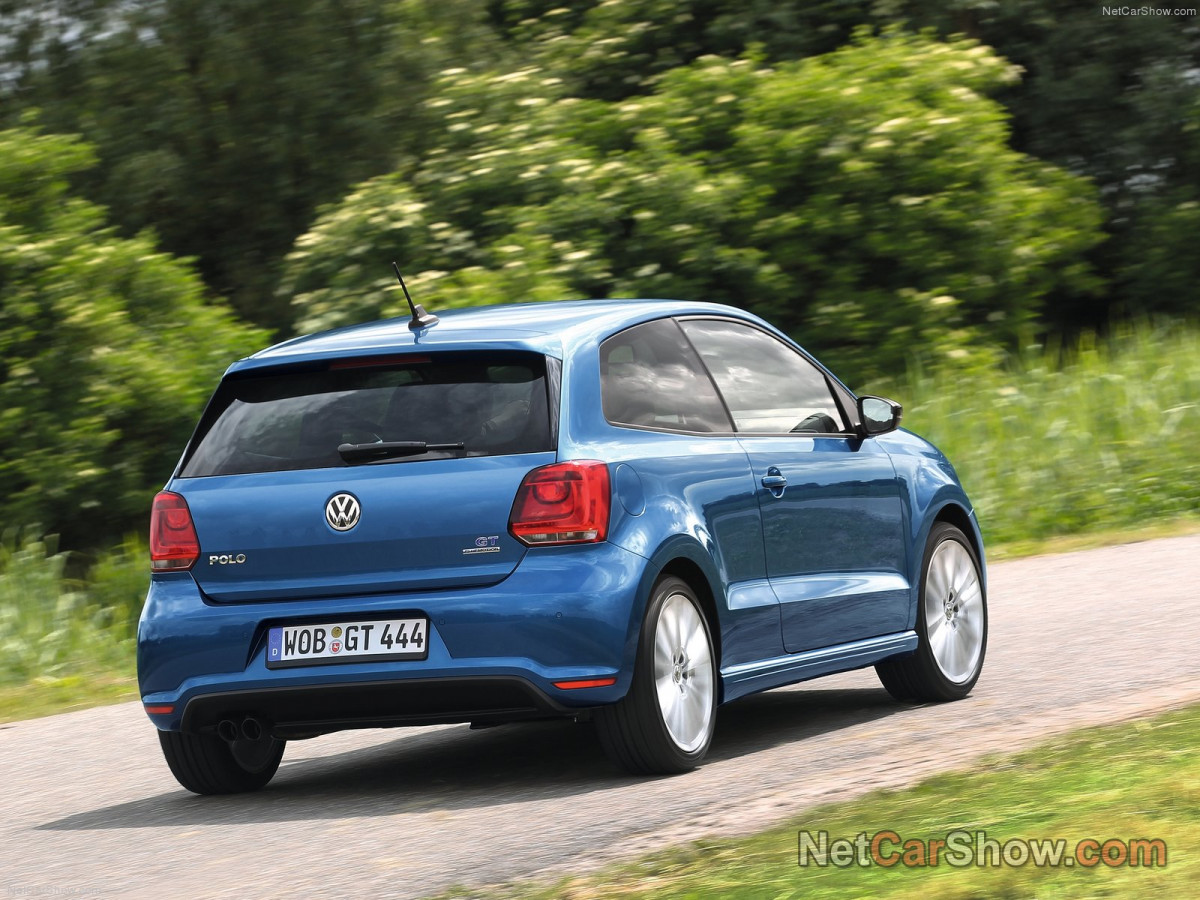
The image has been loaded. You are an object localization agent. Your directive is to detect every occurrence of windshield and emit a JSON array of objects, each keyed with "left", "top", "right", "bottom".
[{"left": 180, "top": 351, "right": 554, "bottom": 477}]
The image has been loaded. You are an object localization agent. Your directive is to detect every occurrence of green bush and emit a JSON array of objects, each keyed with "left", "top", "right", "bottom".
[
  {"left": 285, "top": 29, "right": 1104, "bottom": 381},
  {"left": 0, "top": 124, "right": 268, "bottom": 548}
]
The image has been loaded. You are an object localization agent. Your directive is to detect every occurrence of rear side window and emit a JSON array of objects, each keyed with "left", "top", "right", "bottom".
[
  {"left": 180, "top": 352, "right": 554, "bottom": 477},
  {"left": 600, "top": 319, "right": 733, "bottom": 433}
]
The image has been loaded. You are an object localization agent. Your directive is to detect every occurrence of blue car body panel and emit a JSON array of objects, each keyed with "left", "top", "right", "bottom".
[
  {"left": 735, "top": 433, "right": 909, "bottom": 654},
  {"left": 138, "top": 299, "right": 983, "bottom": 734},
  {"left": 180, "top": 455, "right": 546, "bottom": 602}
]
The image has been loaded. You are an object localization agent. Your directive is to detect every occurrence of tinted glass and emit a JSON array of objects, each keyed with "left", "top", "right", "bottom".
[
  {"left": 181, "top": 352, "right": 552, "bottom": 476},
  {"left": 600, "top": 319, "right": 733, "bottom": 433},
  {"left": 681, "top": 320, "right": 847, "bottom": 434}
]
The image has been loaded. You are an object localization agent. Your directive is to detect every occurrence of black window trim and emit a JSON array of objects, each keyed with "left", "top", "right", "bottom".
[{"left": 544, "top": 354, "right": 563, "bottom": 446}]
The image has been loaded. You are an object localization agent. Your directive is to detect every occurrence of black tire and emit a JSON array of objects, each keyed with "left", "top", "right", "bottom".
[
  {"left": 596, "top": 576, "right": 717, "bottom": 774},
  {"left": 158, "top": 729, "right": 286, "bottom": 795},
  {"left": 876, "top": 522, "right": 988, "bottom": 703}
]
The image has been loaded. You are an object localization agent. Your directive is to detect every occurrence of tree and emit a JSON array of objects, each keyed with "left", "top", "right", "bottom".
[
  {"left": 1114, "top": 91, "right": 1200, "bottom": 316},
  {"left": 7, "top": 1, "right": 1193, "bottom": 333},
  {"left": 483, "top": 0, "right": 873, "bottom": 100},
  {"left": 484, "top": 1, "right": 1200, "bottom": 326},
  {"left": 1, "top": 0, "right": 508, "bottom": 332},
  {"left": 0, "top": 123, "right": 267, "bottom": 547},
  {"left": 286, "top": 30, "right": 1104, "bottom": 381},
  {"left": 868, "top": 1, "right": 1200, "bottom": 327}
]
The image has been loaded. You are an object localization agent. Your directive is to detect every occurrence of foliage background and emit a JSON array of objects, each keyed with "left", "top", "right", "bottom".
[
  {"left": 0, "top": 124, "right": 266, "bottom": 548},
  {"left": 0, "top": 0, "right": 1197, "bottom": 549}
]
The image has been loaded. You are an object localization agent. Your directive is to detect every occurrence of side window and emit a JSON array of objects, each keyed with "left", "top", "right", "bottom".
[
  {"left": 680, "top": 319, "right": 847, "bottom": 434},
  {"left": 601, "top": 319, "right": 734, "bottom": 433}
]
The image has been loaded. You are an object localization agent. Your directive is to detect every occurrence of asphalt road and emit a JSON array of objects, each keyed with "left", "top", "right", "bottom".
[{"left": 3, "top": 535, "right": 1199, "bottom": 899}]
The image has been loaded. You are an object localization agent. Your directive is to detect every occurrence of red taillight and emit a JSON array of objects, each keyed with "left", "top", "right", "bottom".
[
  {"left": 149, "top": 491, "right": 200, "bottom": 571},
  {"left": 143, "top": 704, "right": 175, "bottom": 715},
  {"left": 509, "top": 461, "right": 611, "bottom": 546}
]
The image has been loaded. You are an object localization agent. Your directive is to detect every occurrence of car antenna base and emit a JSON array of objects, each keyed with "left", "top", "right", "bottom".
[{"left": 392, "top": 262, "right": 439, "bottom": 330}]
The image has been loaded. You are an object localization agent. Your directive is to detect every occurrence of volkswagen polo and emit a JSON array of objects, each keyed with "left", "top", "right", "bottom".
[{"left": 138, "top": 298, "right": 987, "bottom": 793}]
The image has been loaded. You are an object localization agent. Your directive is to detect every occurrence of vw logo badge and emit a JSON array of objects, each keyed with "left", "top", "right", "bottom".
[{"left": 325, "top": 492, "right": 361, "bottom": 532}]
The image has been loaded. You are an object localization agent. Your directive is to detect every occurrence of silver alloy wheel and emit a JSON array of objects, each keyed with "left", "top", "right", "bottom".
[
  {"left": 923, "top": 538, "right": 985, "bottom": 684},
  {"left": 652, "top": 592, "right": 715, "bottom": 753}
]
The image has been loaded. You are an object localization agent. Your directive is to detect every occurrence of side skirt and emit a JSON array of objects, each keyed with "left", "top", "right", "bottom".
[{"left": 719, "top": 631, "right": 918, "bottom": 704}]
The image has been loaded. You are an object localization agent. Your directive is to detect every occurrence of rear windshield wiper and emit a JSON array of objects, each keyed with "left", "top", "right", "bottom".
[{"left": 338, "top": 440, "right": 465, "bottom": 463}]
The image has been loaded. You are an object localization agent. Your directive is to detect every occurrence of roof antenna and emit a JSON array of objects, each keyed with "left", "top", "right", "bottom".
[{"left": 392, "top": 262, "right": 439, "bottom": 330}]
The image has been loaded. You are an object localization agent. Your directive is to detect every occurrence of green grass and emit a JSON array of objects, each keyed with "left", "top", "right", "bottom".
[
  {"left": 889, "top": 322, "right": 1200, "bottom": 545},
  {"left": 445, "top": 704, "right": 1200, "bottom": 900},
  {"left": 986, "top": 516, "right": 1200, "bottom": 561},
  {"left": 0, "top": 674, "right": 138, "bottom": 723},
  {"left": 0, "top": 533, "right": 145, "bottom": 722}
]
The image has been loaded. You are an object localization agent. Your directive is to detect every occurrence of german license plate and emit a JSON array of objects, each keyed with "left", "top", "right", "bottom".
[{"left": 266, "top": 617, "right": 428, "bottom": 669}]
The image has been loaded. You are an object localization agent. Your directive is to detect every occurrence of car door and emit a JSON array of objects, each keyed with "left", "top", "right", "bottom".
[
  {"left": 679, "top": 318, "right": 910, "bottom": 654},
  {"left": 597, "top": 318, "right": 785, "bottom": 667}
]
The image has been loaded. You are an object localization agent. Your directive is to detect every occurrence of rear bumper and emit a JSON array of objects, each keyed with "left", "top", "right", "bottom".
[
  {"left": 179, "top": 676, "right": 572, "bottom": 738},
  {"left": 138, "top": 541, "right": 649, "bottom": 733}
]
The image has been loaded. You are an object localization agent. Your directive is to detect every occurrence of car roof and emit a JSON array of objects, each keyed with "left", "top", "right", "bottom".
[{"left": 230, "top": 298, "right": 771, "bottom": 372}]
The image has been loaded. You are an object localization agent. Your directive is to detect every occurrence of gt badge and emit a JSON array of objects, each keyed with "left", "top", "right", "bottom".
[{"left": 463, "top": 535, "right": 500, "bottom": 555}]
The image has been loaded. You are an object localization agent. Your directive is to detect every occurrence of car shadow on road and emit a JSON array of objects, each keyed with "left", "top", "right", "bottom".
[{"left": 39, "top": 684, "right": 907, "bottom": 831}]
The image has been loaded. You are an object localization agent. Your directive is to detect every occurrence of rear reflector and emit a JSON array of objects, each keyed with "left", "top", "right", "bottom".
[
  {"left": 143, "top": 704, "right": 175, "bottom": 715},
  {"left": 509, "top": 461, "right": 610, "bottom": 545},
  {"left": 552, "top": 677, "right": 618, "bottom": 690},
  {"left": 150, "top": 491, "right": 200, "bottom": 571}
]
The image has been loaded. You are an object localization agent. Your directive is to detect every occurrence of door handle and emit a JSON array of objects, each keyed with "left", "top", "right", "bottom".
[{"left": 761, "top": 468, "right": 787, "bottom": 495}]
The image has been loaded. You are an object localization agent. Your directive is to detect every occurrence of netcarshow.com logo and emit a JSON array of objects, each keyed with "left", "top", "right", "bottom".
[{"left": 797, "top": 830, "right": 1167, "bottom": 869}]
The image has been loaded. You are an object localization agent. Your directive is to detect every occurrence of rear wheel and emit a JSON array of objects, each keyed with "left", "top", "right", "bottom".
[
  {"left": 596, "top": 576, "right": 717, "bottom": 774},
  {"left": 877, "top": 522, "right": 987, "bottom": 702},
  {"left": 158, "top": 729, "right": 286, "bottom": 795}
]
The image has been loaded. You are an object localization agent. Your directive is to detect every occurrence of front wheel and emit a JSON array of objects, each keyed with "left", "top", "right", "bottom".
[
  {"left": 596, "top": 576, "right": 717, "bottom": 774},
  {"left": 158, "top": 729, "right": 286, "bottom": 795},
  {"left": 876, "top": 522, "right": 987, "bottom": 702}
]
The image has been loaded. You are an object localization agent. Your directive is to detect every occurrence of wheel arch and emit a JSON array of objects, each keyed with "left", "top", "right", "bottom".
[
  {"left": 933, "top": 502, "right": 984, "bottom": 572},
  {"left": 597, "top": 542, "right": 725, "bottom": 773},
  {"left": 655, "top": 556, "right": 723, "bottom": 677},
  {"left": 639, "top": 534, "right": 726, "bottom": 676},
  {"left": 901, "top": 498, "right": 987, "bottom": 633}
]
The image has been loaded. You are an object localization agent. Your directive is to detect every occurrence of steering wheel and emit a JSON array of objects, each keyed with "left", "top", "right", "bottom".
[
  {"left": 335, "top": 413, "right": 383, "bottom": 445},
  {"left": 790, "top": 413, "right": 839, "bottom": 434}
]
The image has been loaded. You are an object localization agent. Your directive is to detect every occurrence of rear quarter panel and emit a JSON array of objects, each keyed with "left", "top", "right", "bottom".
[{"left": 556, "top": 327, "right": 786, "bottom": 674}]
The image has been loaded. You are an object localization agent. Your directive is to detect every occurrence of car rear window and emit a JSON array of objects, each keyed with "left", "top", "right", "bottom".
[{"left": 179, "top": 351, "right": 555, "bottom": 477}]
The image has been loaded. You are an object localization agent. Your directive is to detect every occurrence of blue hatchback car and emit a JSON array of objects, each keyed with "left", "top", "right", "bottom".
[{"left": 139, "top": 298, "right": 987, "bottom": 793}]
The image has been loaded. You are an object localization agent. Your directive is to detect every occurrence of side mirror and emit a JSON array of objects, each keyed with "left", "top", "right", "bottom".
[{"left": 857, "top": 395, "right": 902, "bottom": 437}]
